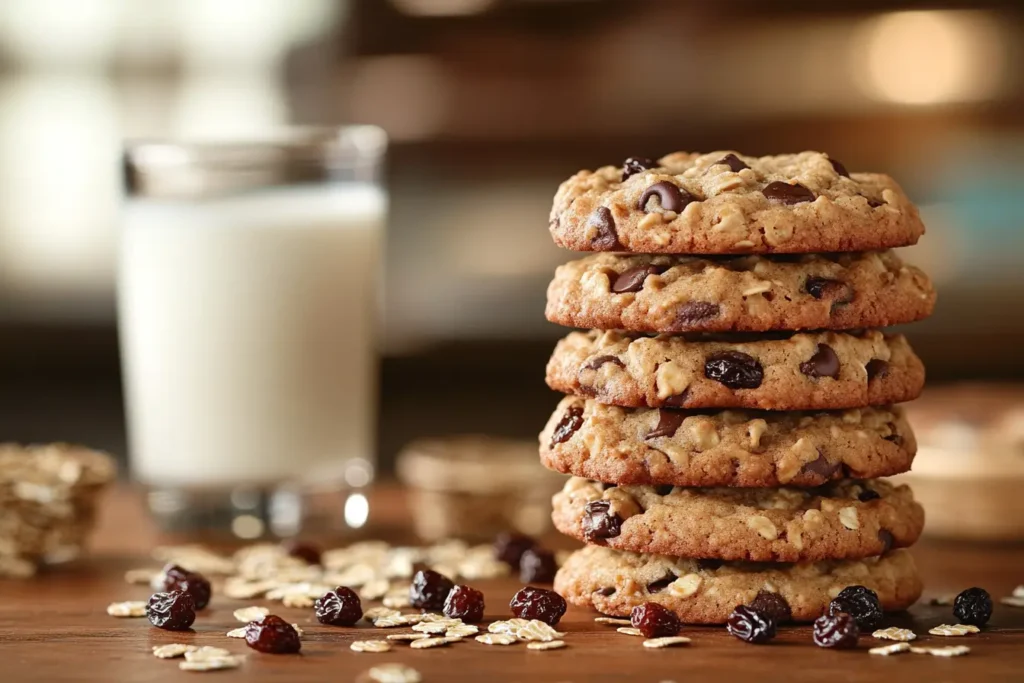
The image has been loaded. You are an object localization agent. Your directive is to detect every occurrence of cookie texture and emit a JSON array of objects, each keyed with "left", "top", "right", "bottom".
[
  {"left": 540, "top": 396, "right": 915, "bottom": 488},
  {"left": 546, "top": 329, "right": 924, "bottom": 410},
  {"left": 552, "top": 477, "right": 923, "bottom": 562},
  {"left": 549, "top": 151, "right": 925, "bottom": 254},
  {"left": 545, "top": 251, "right": 935, "bottom": 333},
  {"left": 554, "top": 545, "right": 922, "bottom": 624}
]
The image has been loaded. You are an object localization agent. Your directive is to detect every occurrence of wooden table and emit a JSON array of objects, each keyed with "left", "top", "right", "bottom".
[{"left": 2, "top": 489, "right": 1023, "bottom": 683}]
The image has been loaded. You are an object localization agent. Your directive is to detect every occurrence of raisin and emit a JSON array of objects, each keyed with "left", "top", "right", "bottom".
[
  {"left": 749, "top": 591, "right": 792, "bottom": 624},
  {"left": 953, "top": 587, "right": 992, "bottom": 626},
  {"left": 315, "top": 586, "right": 362, "bottom": 626},
  {"left": 827, "top": 585, "right": 883, "bottom": 630},
  {"left": 631, "top": 602, "right": 681, "bottom": 638},
  {"left": 510, "top": 586, "right": 566, "bottom": 625},
  {"left": 281, "top": 540, "right": 322, "bottom": 565},
  {"left": 704, "top": 351, "right": 764, "bottom": 389},
  {"left": 804, "top": 277, "right": 854, "bottom": 306},
  {"left": 622, "top": 157, "right": 657, "bottom": 181},
  {"left": 146, "top": 590, "right": 196, "bottom": 631},
  {"left": 409, "top": 569, "right": 455, "bottom": 612},
  {"left": 726, "top": 605, "right": 776, "bottom": 644},
  {"left": 519, "top": 548, "right": 557, "bottom": 584},
  {"left": 857, "top": 488, "right": 881, "bottom": 502},
  {"left": 444, "top": 584, "right": 485, "bottom": 622},
  {"left": 161, "top": 564, "right": 211, "bottom": 610},
  {"left": 813, "top": 613, "right": 860, "bottom": 649},
  {"left": 550, "top": 405, "right": 584, "bottom": 446},
  {"left": 581, "top": 500, "right": 623, "bottom": 542},
  {"left": 493, "top": 532, "right": 537, "bottom": 568},
  {"left": 245, "top": 614, "right": 301, "bottom": 654}
]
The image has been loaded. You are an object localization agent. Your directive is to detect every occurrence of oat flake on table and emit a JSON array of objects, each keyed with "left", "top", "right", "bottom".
[
  {"left": 910, "top": 645, "right": 970, "bottom": 657},
  {"left": 642, "top": 637, "right": 691, "bottom": 649},
  {"left": 475, "top": 633, "right": 518, "bottom": 646},
  {"left": 385, "top": 633, "right": 427, "bottom": 642},
  {"left": 410, "top": 636, "right": 459, "bottom": 649},
  {"left": 226, "top": 627, "right": 248, "bottom": 638},
  {"left": 351, "top": 640, "right": 392, "bottom": 653},
  {"left": 366, "top": 663, "right": 422, "bottom": 683},
  {"left": 107, "top": 601, "right": 147, "bottom": 618},
  {"left": 869, "top": 643, "right": 911, "bottom": 656},
  {"left": 527, "top": 640, "right": 566, "bottom": 651},
  {"left": 928, "top": 624, "right": 980, "bottom": 637},
  {"left": 1000, "top": 595, "right": 1024, "bottom": 608},
  {"left": 594, "top": 617, "right": 632, "bottom": 626},
  {"left": 179, "top": 656, "right": 244, "bottom": 672},
  {"left": 616, "top": 627, "right": 643, "bottom": 637},
  {"left": 152, "top": 644, "right": 196, "bottom": 659},
  {"left": 871, "top": 627, "right": 917, "bottom": 642},
  {"left": 232, "top": 606, "right": 269, "bottom": 623}
]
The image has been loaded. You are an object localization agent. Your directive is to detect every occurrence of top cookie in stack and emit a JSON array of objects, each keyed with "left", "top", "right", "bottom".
[{"left": 541, "top": 151, "right": 935, "bottom": 624}]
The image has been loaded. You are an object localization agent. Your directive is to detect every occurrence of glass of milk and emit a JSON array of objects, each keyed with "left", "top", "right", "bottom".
[{"left": 119, "top": 127, "right": 386, "bottom": 537}]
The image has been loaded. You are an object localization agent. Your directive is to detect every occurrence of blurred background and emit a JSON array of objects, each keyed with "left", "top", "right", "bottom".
[{"left": 1, "top": 0, "right": 1023, "bottom": 475}]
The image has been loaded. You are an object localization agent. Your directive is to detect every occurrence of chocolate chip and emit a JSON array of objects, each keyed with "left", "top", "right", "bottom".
[
  {"left": 622, "top": 157, "right": 657, "bottom": 181},
  {"left": 582, "top": 355, "right": 625, "bottom": 371},
  {"left": 670, "top": 301, "right": 721, "bottom": 330},
  {"left": 804, "top": 277, "right": 854, "bottom": 306},
  {"left": 595, "top": 586, "right": 616, "bottom": 597},
  {"left": 696, "top": 559, "right": 724, "bottom": 571},
  {"left": 662, "top": 389, "right": 690, "bottom": 408},
  {"left": 858, "top": 489, "right": 881, "bottom": 502},
  {"left": 550, "top": 405, "right": 584, "bottom": 447},
  {"left": 704, "top": 351, "right": 764, "bottom": 390},
  {"left": 638, "top": 181, "right": 694, "bottom": 213},
  {"left": 612, "top": 265, "right": 663, "bottom": 294},
  {"left": 877, "top": 529, "right": 894, "bottom": 553},
  {"left": 865, "top": 359, "right": 889, "bottom": 381},
  {"left": 645, "top": 410, "right": 685, "bottom": 439},
  {"left": 654, "top": 485, "right": 674, "bottom": 496},
  {"left": 866, "top": 197, "right": 885, "bottom": 208},
  {"left": 800, "top": 451, "right": 840, "bottom": 480},
  {"left": 581, "top": 500, "right": 623, "bottom": 542},
  {"left": 646, "top": 575, "right": 676, "bottom": 594},
  {"left": 883, "top": 432, "right": 903, "bottom": 446},
  {"left": 800, "top": 344, "right": 841, "bottom": 379},
  {"left": 587, "top": 207, "right": 620, "bottom": 250},
  {"left": 714, "top": 154, "right": 749, "bottom": 173},
  {"left": 762, "top": 181, "right": 815, "bottom": 205},
  {"left": 829, "top": 158, "right": 850, "bottom": 177}
]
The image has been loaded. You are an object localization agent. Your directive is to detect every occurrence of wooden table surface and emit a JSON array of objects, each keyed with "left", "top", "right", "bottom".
[{"left": 2, "top": 488, "right": 1023, "bottom": 683}]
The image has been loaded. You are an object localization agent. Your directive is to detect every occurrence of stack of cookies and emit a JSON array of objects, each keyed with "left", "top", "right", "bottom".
[{"left": 539, "top": 151, "right": 936, "bottom": 623}]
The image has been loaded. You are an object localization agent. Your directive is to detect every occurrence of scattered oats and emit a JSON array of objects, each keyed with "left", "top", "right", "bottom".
[
  {"left": 617, "top": 627, "right": 643, "bottom": 637},
  {"left": 1014, "top": 585, "right": 1024, "bottom": 599},
  {"left": 125, "top": 568, "right": 159, "bottom": 585},
  {"left": 366, "top": 663, "right": 422, "bottom": 683},
  {"left": 527, "top": 640, "right": 565, "bottom": 651},
  {"left": 184, "top": 647, "right": 232, "bottom": 661},
  {"left": 513, "top": 620, "right": 565, "bottom": 642},
  {"left": 179, "top": 656, "right": 243, "bottom": 672},
  {"left": 910, "top": 645, "right": 970, "bottom": 657},
  {"left": 445, "top": 623, "right": 479, "bottom": 638},
  {"left": 382, "top": 592, "right": 411, "bottom": 609},
  {"left": 1000, "top": 596, "right": 1024, "bottom": 608},
  {"left": 386, "top": 633, "right": 428, "bottom": 642},
  {"left": 265, "top": 582, "right": 332, "bottom": 602},
  {"left": 928, "top": 595, "right": 955, "bottom": 606},
  {"left": 152, "top": 545, "right": 235, "bottom": 575},
  {"left": 642, "top": 637, "right": 691, "bottom": 649},
  {"left": 107, "top": 601, "right": 147, "bottom": 618},
  {"left": 594, "top": 617, "right": 632, "bottom": 626},
  {"left": 226, "top": 627, "right": 248, "bottom": 639},
  {"left": 282, "top": 593, "right": 314, "bottom": 609},
  {"left": 152, "top": 644, "right": 196, "bottom": 659},
  {"left": 360, "top": 579, "right": 391, "bottom": 601},
  {"left": 373, "top": 613, "right": 428, "bottom": 628},
  {"left": 410, "top": 636, "right": 459, "bottom": 650},
  {"left": 233, "top": 606, "right": 269, "bottom": 623},
  {"left": 870, "top": 642, "right": 911, "bottom": 656},
  {"left": 412, "top": 618, "right": 462, "bottom": 634},
  {"left": 364, "top": 607, "right": 401, "bottom": 623},
  {"left": 223, "top": 578, "right": 274, "bottom": 600},
  {"left": 475, "top": 633, "right": 518, "bottom": 646},
  {"left": 487, "top": 619, "right": 530, "bottom": 635},
  {"left": 351, "top": 640, "right": 392, "bottom": 653},
  {"left": 872, "top": 627, "right": 917, "bottom": 642},
  {"left": 929, "top": 624, "right": 981, "bottom": 637}
]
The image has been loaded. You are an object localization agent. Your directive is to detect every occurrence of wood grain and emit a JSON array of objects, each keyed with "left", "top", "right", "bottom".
[{"left": 1, "top": 489, "right": 1023, "bottom": 683}]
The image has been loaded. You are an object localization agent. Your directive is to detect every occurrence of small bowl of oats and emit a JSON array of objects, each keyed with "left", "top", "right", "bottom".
[{"left": 0, "top": 443, "right": 116, "bottom": 578}]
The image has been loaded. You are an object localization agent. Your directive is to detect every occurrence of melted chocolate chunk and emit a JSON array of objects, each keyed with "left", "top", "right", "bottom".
[
  {"left": 638, "top": 181, "right": 695, "bottom": 213},
  {"left": 762, "top": 181, "right": 815, "bottom": 205},
  {"left": 671, "top": 302, "right": 721, "bottom": 330},
  {"left": 612, "top": 265, "right": 663, "bottom": 294},
  {"left": 865, "top": 359, "right": 889, "bottom": 381},
  {"left": 800, "top": 344, "right": 841, "bottom": 379},
  {"left": 829, "top": 158, "right": 850, "bottom": 177},
  {"left": 645, "top": 409, "right": 685, "bottom": 439},
  {"left": 714, "top": 154, "right": 749, "bottom": 173},
  {"left": 582, "top": 355, "right": 625, "bottom": 371},
  {"left": 646, "top": 575, "right": 676, "bottom": 594},
  {"left": 800, "top": 451, "right": 840, "bottom": 480},
  {"left": 588, "top": 207, "right": 620, "bottom": 250}
]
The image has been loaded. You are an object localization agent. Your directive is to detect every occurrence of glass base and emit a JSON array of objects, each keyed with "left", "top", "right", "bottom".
[{"left": 145, "top": 484, "right": 369, "bottom": 539}]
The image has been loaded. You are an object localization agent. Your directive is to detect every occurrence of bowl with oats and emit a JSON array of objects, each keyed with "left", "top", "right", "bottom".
[{"left": 0, "top": 443, "right": 116, "bottom": 577}]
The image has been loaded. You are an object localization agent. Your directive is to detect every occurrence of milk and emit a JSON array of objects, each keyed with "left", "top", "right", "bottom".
[{"left": 119, "top": 184, "right": 385, "bottom": 489}]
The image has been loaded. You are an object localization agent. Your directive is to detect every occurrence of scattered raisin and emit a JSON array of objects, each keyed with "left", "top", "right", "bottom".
[
  {"left": 726, "top": 605, "right": 776, "bottom": 644},
  {"left": 813, "top": 613, "right": 860, "bottom": 649},
  {"left": 245, "top": 614, "right": 301, "bottom": 654},
  {"left": 444, "top": 584, "right": 485, "bottom": 622},
  {"left": 509, "top": 586, "right": 566, "bottom": 625},
  {"left": 519, "top": 548, "right": 557, "bottom": 584},
  {"left": 493, "top": 532, "right": 537, "bottom": 568},
  {"left": 704, "top": 351, "right": 764, "bottom": 389},
  {"left": 581, "top": 500, "right": 623, "bottom": 542},
  {"left": 281, "top": 540, "right": 322, "bottom": 566},
  {"left": 631, "top": 602, "right": 681, "bottom": 638},
  {"left": 146, "top": 590, "right": 196, "bottom": 631},
  {"left": 315, "top": 586, "right": 362, "bottom": 626},
  {"left": 953, "top": 587, "right": 992, "bottom": 626},
  {"left": 827, "top": 585, "right": 883, "bottom": 630},
  {"left": 749, "top": 591, "right": 792, "bottom": 624},
  {"left": 161, "top": 564, "right": 212, "bottom": 610},
  {"left": 409, "top": 569, "right": 455, "bottom": 612}
]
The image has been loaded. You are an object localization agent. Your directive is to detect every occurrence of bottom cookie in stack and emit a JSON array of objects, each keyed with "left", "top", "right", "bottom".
[{"left": 554, "top": 545, "right": 923, "bottom": 624}]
